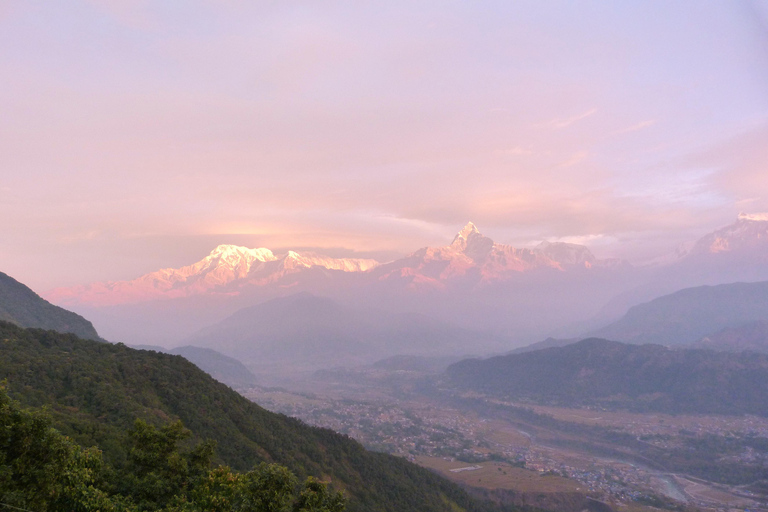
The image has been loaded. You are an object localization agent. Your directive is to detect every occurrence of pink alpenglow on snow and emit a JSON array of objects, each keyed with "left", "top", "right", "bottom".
[
  {"left": 47, "top": 223, "right": 621, "bottom": 307},
  {"left": 46, "top": 245, "right": 379, "bottom": 307}
]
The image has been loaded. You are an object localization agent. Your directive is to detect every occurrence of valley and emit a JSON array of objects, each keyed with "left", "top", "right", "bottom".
[
  {"left": 3, "top": 217, "right": 768, "bottom": 511},
  {"left": 244, "top": 364, "right": 768, "bottom": 512},
  {"left": 4, "top": 6, "right": 768, "bottom": 511}
]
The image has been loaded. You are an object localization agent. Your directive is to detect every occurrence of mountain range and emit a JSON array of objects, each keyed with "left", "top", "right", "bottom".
[
  {"left": 42, "top": 214, "right": 768, "bottom": 350},
  {"left": 368, "top": 221, "right": 624, "bottom": 290},
  {"left": 47, "top": 222, "right": 620, "bottom": 307},
  {"left": 48, "top": 244, "right": 379, "bottom": 307}
]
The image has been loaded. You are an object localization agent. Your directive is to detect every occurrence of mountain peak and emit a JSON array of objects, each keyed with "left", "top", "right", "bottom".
[
  {"left": 534, "top": 241, "right": 597, "bottom": 266},
  {"left": 448, "top": 222, "right": 497, "bottom": 263},
  {"left": 688, "top": 213, "right": 768, "bottom": 256},
  {"left": 209, "top": 244, "right": 247, "bottom": 256},
  {"left": 451, "top": 222, "right": 481, "bottom": 247},
  {"left": 207, "top": 244, "right": 276, "bottom": 263},
  {"left": 459, "top": 221, "right": 479, "bottom": 237}
]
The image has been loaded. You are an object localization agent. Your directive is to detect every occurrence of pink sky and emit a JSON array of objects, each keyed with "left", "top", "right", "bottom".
[{"left": 1, "top": 1, "right": 768, "bottom": 291}]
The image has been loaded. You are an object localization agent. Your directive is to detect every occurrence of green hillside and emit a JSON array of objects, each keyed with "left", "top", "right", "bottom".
[
  {"left": 130, "top": 344, "right": 260, "bottom": 389},
  {"left": 446, "top": 338, "right": 768, "bottom": 416},
  {"left": 0, "top": 271, "right": 100, "bottom": 340},
  {"left": 0, "top": 321, "right": 504, "bottom": 512},
  {"left": 1, "top": 385, "right": 346, "bottom": 511}
]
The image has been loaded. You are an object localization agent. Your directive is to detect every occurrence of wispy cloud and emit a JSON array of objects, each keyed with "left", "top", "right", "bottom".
[
  {"left": 613, "top": 119, "right": 656, "bottom": 135},
  {"left": 495, "top": 146, "right": 532, "bottom": 156},
  {"left": 546, "top": 108, "right": 597, "bottom": 129},
  {"left": 85, "top": 0, "right": 158, "bottom": 31},
  {"left": 735, "top": 197, "right": 759, "bottom": 207},
  {"left": 58, "top": 230, "right": 103, "bottom": 244},
  {"left": 559, "top": 150, "right": 589, "bottom": 168},
  {"left": 541, "top": 233, "right": 615, "bottom": 246},
  {"left": 1, "top": 2, "right": 766, "bottom": 288}
]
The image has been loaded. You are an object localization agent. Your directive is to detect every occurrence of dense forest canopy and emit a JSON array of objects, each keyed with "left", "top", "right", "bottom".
[{"left": 0, "top": 321, "right": 504, "bottom": 512}]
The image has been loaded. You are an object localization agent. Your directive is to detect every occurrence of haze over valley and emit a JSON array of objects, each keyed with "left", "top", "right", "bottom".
[
  {"left": 2, "top": 2, "right": 768, "bottom": 511},
  {"left": 40, "top": 214, "right": 768, "bottom": 373}
]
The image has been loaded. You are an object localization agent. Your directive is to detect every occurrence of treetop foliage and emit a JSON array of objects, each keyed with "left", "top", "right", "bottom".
[
  {"left": 0, "top": 384, "right": 346, "bottom": 511},
  {"left": 0, "top": 321, "right": 500, "bottom": 512}
]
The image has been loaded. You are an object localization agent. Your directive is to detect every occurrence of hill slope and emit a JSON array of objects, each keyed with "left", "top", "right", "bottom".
[
  {"left": 590, "top": 281, "right": 768, "bottom": 346},
  {"left": 130, "top": 343, "right": 260, "bottom": 389},
  {"left": 171, "top": 345, "right": 260, "bottom": 389},
  {"left": 446, "top": 338, "right": 768, "bottom": 415},
  {"left": 0, "top": 321, "right": 502, "bottom": 512},
  {"left": 185, "top": 293, "right": 508, "bottom": 376},
  {"left": 0, "top": 271, "right": 100, "bottom": 340},
  {"left": 689, "top": 320, "right": 768, "bottom": 353}
]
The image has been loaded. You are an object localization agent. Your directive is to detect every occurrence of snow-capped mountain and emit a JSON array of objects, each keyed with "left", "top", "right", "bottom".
[
  {"left": 372, "top": 222, "right": 622, "bottom": 288},
  {"left": 686, "top": 212, "right": 768, "bottom": 257},
  {"left": 46, "top": 245, "right": 379, "bottom": 307},
  {"left": 47, "top": 223, "right": 622, "bottom": 306},
  {"left": 42, "top": 216, "right": 768, "bottom": 347},
  {"left": 582, "top": 213, "right": 768, "bottom": 330}
]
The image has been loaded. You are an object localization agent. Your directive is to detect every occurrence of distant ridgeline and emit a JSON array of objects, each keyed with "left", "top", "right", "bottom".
[
  {"left": 130, "top": 344, "right": 260, "bottom": 390},
  {"left": 446, "top": 338, "right": 768, "bottom": 416},
  {"left": 0, "top": 271, "right": 100, "bottom": 340},
  {"left": 591, "top": 281, "right": 768, "bottom": 347},
  {"left": 0, "top": 321, "right": 507, "bottom": 512}
]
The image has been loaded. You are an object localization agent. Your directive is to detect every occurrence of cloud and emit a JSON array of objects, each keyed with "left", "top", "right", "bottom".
[
  {"left": 540, "top": 233, "right": 616, "bottom": 247},
  {"left": 691, "top": 121, "right": 768, "bottom": 214},
  {"left": 558, "top": 150, "right": 589, "bottom": 168},
  {"left": 2, "top": 2, "right": 767, "bottom": 287},
  {"left": 613, "top": 120, "right": 656, "bottom": 135},
  {"left": 84, "top": 0, "right": 161, "bottom": 32},
  {"left": 546, "top": 108, "right": 597, "bottom": 129},
  {"left": 58, "top": 230, "right": 103, "bottom": 244},
  {"left": 735, "top": 197, "right": 760, "bottom": 207},
  {"left": 495, "top": 147, "right": 532, "bottom": 156}
]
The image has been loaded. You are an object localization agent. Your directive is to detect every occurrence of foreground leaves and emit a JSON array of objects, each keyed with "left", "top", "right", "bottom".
[{"left": 0, "top": 385, "right": 344, "bottom": 512}]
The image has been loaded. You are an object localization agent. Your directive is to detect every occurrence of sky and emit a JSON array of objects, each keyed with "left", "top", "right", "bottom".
[{"left": 1, "top": 1, "right": 768, "bottom": 291}]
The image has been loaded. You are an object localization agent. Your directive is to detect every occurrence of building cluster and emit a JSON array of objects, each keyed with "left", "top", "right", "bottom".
[{"left": 247, "top": 387, "right": 768, "bottom": 510}]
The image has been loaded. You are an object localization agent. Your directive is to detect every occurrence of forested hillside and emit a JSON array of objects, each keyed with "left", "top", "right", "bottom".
[
  {"left": 130, "top": 344, "right": 260, "bottom": 389},
  {"left": 0, "top": 321, "right": 506, "bottom": 512},
  {"left": 446, "top": 338, "right": 768, "bottom": 415},
  {"left": 0, "top": 271, "right": 100, "bottom": 340},
  {"left": 1, "top": 386, "right": 346, "bottom": 511}
]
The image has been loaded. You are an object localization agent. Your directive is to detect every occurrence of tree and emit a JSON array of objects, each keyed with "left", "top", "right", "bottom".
[
  {"left": 117, "top": 419, "right": 214, "bottom": 510},
  {"left": 293, "top": 477, "right": 346, "bottom": 512},
  {"left": 238, "top": 463, "right": 297, "bottom": 512},
  {"left": 1, "top": 383, "right": 345, "bottom": 512},
  {"left": 0, "top": 384, "right": 122, "bottom": 511}
]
